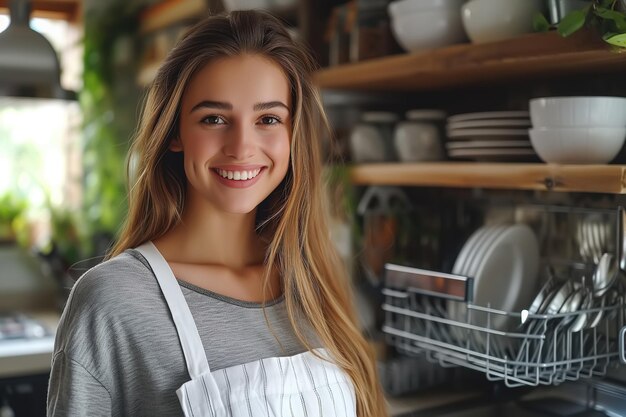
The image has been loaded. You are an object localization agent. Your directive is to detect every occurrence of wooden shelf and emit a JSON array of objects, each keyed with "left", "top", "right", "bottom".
[
  {"left": 137, "top": 61, "right": 161, "bottom": 87},
  {"left": 315, "top": 30, "right": 626, "bottom": 91},
  {"left": 348, "top": 163, "right": 626, "bottom": 194},
  {"left": 139, "top": 0, "right": 208, "bottom": 34},
  {"left": 0, "top": 0, "right": 82, "bottom": 22}
]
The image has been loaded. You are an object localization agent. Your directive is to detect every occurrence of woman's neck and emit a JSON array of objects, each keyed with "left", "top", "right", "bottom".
[{"left": 153, "top": 197, "right": 266, "bottom": 268}]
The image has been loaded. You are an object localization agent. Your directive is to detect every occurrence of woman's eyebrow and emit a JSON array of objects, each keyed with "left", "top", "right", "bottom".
[
  {"left": 253, "top": 101, "right": 289, "bottom": 112},
  {"left": 190, "top": 100, "right": 232, "bottom": 113}
]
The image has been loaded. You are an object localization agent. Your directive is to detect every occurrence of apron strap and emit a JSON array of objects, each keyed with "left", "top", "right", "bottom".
[{"left": 134, "top": 241, "right": 211, "bottom": 379}]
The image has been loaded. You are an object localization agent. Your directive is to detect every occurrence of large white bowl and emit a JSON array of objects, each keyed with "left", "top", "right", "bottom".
[
  {"left": 390, "top": 8, "right": 467, "bottom": 52},
  {"left": 388, "top": 0, "right": 466, "bottom": 19},
  {"left": 530, "top": 96, "right": 626, "bottom": 128},
  {"left": 221, "top": 0, "right": 269, "bottom": 10},
  {"left": 529, "top": 127, "right": 626, "bottom": 164},
  {"left": 461, "top": 0, "right": 543, "bottom": 44}
]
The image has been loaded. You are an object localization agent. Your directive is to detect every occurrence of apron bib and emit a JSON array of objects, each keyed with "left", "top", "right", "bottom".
[{"left": 135, "top": 242, "right": 357, "bottom": 417}]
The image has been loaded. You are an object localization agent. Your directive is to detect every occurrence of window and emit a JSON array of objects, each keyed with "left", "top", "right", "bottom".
[{"left": 0, "top": 14, "right": 83, "bottom": 246}]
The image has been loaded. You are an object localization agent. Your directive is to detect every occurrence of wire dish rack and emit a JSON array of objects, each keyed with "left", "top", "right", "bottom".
[
  {"left": 382, "top": 206, "right": 626, "bottom": 388},
  {"left": 382, "top": 264, "right": 626, "bottom": 387}
]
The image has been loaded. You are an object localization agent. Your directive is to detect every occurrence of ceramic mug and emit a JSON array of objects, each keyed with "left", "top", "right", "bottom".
[
  {"left": 393, "top": 109, "right": 445, "bottom": 162},
  {"left": 349, "top": 111, "right": 398, "bottom": 162}
]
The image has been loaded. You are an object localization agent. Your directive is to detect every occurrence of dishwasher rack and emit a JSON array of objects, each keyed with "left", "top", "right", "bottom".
[
  {"left": 382, "top": 282, "right": 624, "bottom": 387},
  {"left": 381, "top": 206, "right": 626, "bottom": 388}
]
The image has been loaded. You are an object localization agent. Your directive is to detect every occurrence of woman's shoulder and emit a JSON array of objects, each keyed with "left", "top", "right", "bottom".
[
  {"left": 60, "top": 249, "right": 161, "bottom": 327},
  {"left": 54, "top": 249, "right": 167, "bottom": 353},
  {"left": 70, "top": 249, "right": 154, "bottom": 298},
  {"left": 52, "top": 250, "right": 183, "bottom": 392}
]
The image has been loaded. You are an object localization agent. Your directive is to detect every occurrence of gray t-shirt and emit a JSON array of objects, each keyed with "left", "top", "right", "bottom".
[{"left": 47, "top": 249, "right": 316, "bottom": 417}]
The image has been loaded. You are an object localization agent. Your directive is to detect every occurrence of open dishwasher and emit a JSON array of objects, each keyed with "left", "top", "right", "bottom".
[{"left": 379, "top": 203, "right": 626, "bottom": 416}]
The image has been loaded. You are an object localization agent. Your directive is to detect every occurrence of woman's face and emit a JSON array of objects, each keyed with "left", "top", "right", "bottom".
[{"left": 172, "top": 54, "right": 292, "bottom": 215}]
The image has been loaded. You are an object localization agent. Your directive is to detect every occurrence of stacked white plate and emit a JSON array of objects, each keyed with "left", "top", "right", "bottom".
[
  {"left": 448, "top": 223, "right": 540, "bottom": 334},
  {"left": 446, "top": 111, "right": 538, "bottom": 162}
]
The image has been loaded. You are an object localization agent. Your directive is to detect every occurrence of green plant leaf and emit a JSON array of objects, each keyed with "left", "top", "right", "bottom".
[
  {"left": 600, "top": 0, "right": 615, "bottom": 8},
  {"left": 600, "top": 10, "right": 626, "bottom": 32},
  {"left": 604, "top": 31, "right": 626, "bottom": 46},
  {"left": 558, "top": 10, "right": 588, "bottom": 36},
  {"left": 611, "top": 17, "right": 626, "bottom": 32},
  {"left": 595, "top": 6, "right": 626, "bottom": 20},
  {"left": 533, "top": 12, "right": 551, "bottom": 32}
]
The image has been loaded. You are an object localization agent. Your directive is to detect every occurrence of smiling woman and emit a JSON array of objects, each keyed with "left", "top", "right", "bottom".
[
  {"left": 47, "top": 9, "right": 387, "bottom": 417},
  {"left": 170, "top": 54, "right": 291, "bottom": 214}
]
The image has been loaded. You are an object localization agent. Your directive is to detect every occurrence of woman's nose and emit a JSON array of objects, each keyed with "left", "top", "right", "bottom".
[{"left": 223, "top": 123, "right": 256, "bottom": 160}]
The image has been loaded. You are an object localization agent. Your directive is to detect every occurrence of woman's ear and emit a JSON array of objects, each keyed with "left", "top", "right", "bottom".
[{"left": 169, "top": 137, "right": 183, "bottom": 152}]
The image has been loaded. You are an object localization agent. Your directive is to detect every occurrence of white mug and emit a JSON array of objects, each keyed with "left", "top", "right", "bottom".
[{"left": 394, "top": 121, "right": 443, "bottom": 162}]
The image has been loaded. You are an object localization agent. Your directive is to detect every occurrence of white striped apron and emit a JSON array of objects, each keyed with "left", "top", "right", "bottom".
[{"left": 135, "top": 242, "right": 357, "bottom": 417}]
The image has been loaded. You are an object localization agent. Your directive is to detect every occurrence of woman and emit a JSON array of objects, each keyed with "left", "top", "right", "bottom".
[{"left": 47, "top": 10, "right": 387, "bottom": 417}]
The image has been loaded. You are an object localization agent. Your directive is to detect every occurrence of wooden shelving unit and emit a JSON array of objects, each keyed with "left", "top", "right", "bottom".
[
  {"left": 348, "top": 163, "right": 626, "bottom": 194},
  {"left": 316, "top": 30, "right": 626, "bottom": 194},
  {"left": 315, "top": 30, "right": 626, "bottom": 91}
]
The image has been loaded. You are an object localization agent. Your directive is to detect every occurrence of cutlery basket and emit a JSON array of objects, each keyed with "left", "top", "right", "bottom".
[{"left": 381, "top": 205, "right": 626, "bottom": 388}]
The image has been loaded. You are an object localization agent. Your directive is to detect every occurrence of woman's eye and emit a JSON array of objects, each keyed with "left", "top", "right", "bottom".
[
  {"left": 260, "top": 116, "right": 281, "bottom": 125},
  {"left": 202, "top": 115, "right": 225, "bottom": 125}
]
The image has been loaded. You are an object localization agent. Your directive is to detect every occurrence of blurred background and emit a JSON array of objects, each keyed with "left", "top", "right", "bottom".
[{"left": 2, "top": 0, "right": 626, "bottom": 416}]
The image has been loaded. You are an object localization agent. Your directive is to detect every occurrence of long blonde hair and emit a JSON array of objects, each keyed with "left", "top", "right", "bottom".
[{"left": 109, "top": 10, "right": 387, "bottom": 416}]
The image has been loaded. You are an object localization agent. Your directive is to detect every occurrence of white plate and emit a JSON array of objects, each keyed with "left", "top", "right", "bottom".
[
  {"left": 446, "top": 140, "right": 531, "bottom": 150},
  {"left": 465, "top": 226, "right": 509, "bottom": 280},
  {"left": 461, "top": 226, "right": 505, "bottom": 278},
  {"left": 449, "top": 226, "right": 505, "bottom": 324},
  {"left": 448, "top": 148, "right": 536, "bottom": 157},
  {"left": 448, "top": 111, "right": 530, "bottom": 123},
  {"left": 447, "top": 128, "right": 530, "bottom": 138},
  {"left": 451, "top": 225, "right": 527, "bottom": 354},
  {"left": 468, "top": 224, "right": 540, "bottom": 330},
  {"left": 452, "top": 225, "right": 498, "bottom": 277},
  {"left": 447, "top": 135, "right": 531, "bottom": 142},
  {"left": 447, "top": 119, "right": 531, "bottom": 130}
]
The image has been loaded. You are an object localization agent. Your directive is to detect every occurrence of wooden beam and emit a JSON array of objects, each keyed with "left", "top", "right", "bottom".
[
  {"left": 315, "top": 30, "right": 626, "bottom": 91},
  {"left": 348, "top": 163, "right": 626, "bottom": 194},
  {"left": 0, "top": 0, "right": 81, "bottom": 22}
]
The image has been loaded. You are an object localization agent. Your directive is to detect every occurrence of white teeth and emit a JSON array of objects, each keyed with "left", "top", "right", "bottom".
[{"left": 216, "top": 168, "right": 262, "bottom": 181}]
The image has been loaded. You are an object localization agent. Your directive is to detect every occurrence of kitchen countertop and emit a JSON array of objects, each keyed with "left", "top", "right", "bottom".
[{"left": 0, "top": 310, "right": 60, "bottom": 379}]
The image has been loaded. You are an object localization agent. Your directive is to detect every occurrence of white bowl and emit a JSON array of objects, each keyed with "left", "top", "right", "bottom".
[
  {"left": 461, "top": 0, "right": 543, "bottom": 44},
  {"left": 388, "top": 0, "right": 466, "bottom": 19},
  {"left": 222, "top": 0, "right": 269, "bottom": 10},
  {"left": 529, "top": 127, "right": 626, "bottom": 164},
  {"left": 390, "top": 8, "right": 467, "bottom": 52},
  {"left": 530, "top": 96, "right": 626, "bottom": 128}
]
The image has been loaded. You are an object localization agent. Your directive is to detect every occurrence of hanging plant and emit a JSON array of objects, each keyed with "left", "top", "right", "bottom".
[
  {"left": 534, "top": 0, "right": 626, "bottom": 47},
  {"left": 80, "top": 1, "right": 142, "bottom": 256}
]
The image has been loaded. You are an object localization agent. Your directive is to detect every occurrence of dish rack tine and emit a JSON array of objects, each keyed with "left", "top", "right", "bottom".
[
  {"left": 620, "top": 326, "right": 626, "bottom": 364},
  {"left": 618, "top": 206, "right": 626, "bottom": 272}
]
